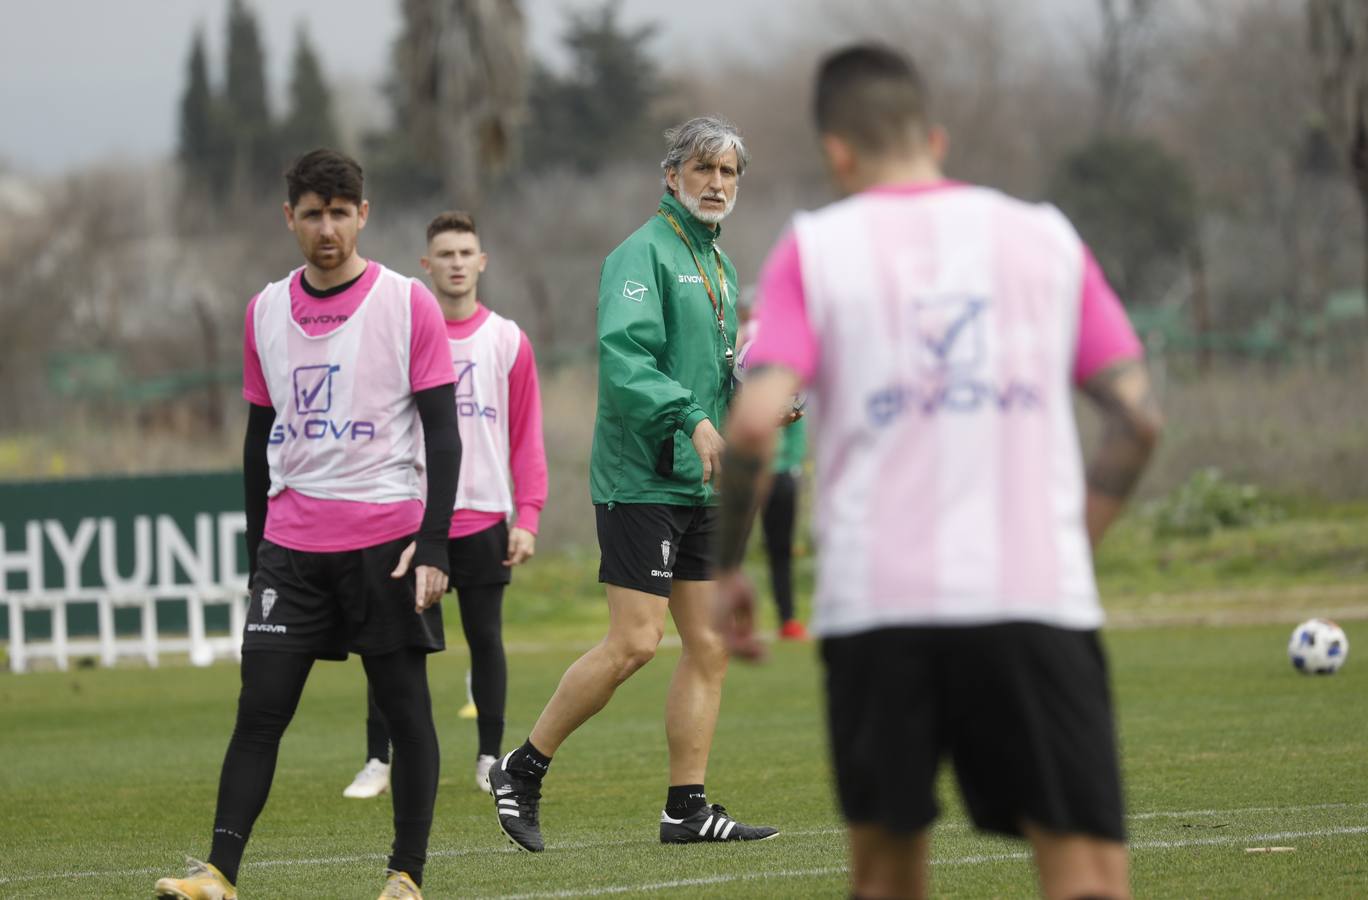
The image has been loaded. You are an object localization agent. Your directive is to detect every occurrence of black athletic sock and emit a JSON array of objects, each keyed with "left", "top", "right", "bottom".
[
  {"left": 365, "top": 683, "right": 391, "bottom": 763},
  {"left": 458, "top": 583, "right": 507, "bottom": 758},
  {"left": 208, "top": 827, "right": 247, "bottom": 886},
  {"left": 508, "top": 738, "right": 552, "bottom": 779},
  {"left": 209, "top": 651, "right": 315, "bottom": 887},
  {"left": 476, "top": 715, "right": 503, "bottom": 759},
  {"left": 364, "top": 649, "right": 439, "bottom": 888},
  {"left": 762, "top": 472, "right": 798, "bottom": 623},
  {"left": 666, "top": 784, "right": 707, "bottom": 818}
]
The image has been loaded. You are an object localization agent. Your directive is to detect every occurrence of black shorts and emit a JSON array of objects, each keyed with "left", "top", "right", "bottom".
[
  {"left": 447, "top": 520, "right": 512, "bottom": 588},
  {"left": 595, "top": 503, "right": 717, "bottom": 598},
  {"left": 822, "top": 623, "right": 1125, "bottom": 842},
  {"left": 244, "top": 536, "right": 445, "bottom": 660}
]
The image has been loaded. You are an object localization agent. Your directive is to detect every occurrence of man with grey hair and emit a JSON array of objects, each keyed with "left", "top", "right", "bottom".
[{"left": 488, "top": 116, "right": 779, "bottom": 852}]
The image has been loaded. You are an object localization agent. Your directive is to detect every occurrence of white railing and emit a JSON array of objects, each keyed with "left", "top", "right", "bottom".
[{"left": 2, "top": 587, "right": 249, "bottom": 673}]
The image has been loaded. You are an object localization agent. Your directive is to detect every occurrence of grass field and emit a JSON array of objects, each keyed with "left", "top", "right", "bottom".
[{"left": 2, "top": 506, "right": 1367, "bottom": 898}]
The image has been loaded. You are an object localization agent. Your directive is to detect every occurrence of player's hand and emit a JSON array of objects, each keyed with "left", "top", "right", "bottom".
[
  {"left": 504, "top": 526, "right": 537, "bottom": 567},
  {"left": 391, "top": 541, "right": 449, "bottom": 612},
  {"left": 713, "top": 569, "right": 766, "bottom": 663},
  {"left": 691, "top": 418, "right": 726, "bottom": 486}
]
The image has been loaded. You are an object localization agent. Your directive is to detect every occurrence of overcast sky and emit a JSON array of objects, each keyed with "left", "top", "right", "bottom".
[
  {"left": 1, "top": 0, "right": 1131, "bottom": 177},
  {"left": 0, "top": 0, "right": 823, "bottom": 176}
]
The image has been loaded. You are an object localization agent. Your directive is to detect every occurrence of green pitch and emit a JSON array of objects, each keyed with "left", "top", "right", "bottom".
[{"left": 1, "top": 616, "right": 1365, "bottom": 898}]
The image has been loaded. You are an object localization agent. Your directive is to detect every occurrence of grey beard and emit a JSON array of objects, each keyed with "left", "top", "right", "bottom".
[{"left": 678, "top": 187, "right": 734, "bottom": 224}]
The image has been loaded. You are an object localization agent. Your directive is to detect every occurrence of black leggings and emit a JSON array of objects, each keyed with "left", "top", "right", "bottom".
[
  {"left": 211, "top": 648, "right": 438, "bottom": 886},
  {"left": 761, "top": 471, "right": 799, "bottom": 623},
  {"left": 367, "top": 582, "right": 507, "bottom": 760}
]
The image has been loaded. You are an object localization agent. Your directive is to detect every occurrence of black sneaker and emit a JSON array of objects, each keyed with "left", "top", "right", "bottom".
[
  {"left": 489, "top": 752, "right": 545, "bottom": 852},
  {"left": 659, "top": 803, "right": 779, "bottom": 844}
]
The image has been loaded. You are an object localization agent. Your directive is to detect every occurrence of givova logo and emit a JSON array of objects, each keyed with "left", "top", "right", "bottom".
[
  {"left": 294, "top": 364, "right": 339, "bottom": 413},
  {"left": 271, "top": 363, "right": 377, "bottom": 443},
  {"left": 864, "top": 294, "right": 1044, "bottom": 426},
  {"left": 652, "top": 539, "right": 673, "bottom": 579},
  {"left": 915, "top": 296, "right": 987, "bottom": 372},
  {"left": 249, "top": 587, "right": 287, "bottom": 633},
  {"left": 453, "top": 360, "right": 497, "bottom": 421}
]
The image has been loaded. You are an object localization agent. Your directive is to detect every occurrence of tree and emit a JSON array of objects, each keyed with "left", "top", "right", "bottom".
[
  {"left": 223, "top": 0, "right": 276, "bottom": 197},
  {"left": 1088, "top": 0, "right": 1158, "bottom": 133},
  {"left": 387, "top": 0, "right": 528, "bottom": 208},
  {"left": 178, "top": 29, "right": 228, "bottom": 188},
  {"left": 523, "top": 1, "right": 662, "bottom": 174},
  {"left": 280, "top": 24, "right": 339, "bottom": 161},
  {"left": 1050, "top": 136, "right": 1198, "bottom": 309},
  {"left": 1308, "top": 0, "right": 1368, "bottom": 330}
]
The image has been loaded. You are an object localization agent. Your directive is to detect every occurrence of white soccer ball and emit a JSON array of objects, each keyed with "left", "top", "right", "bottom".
[
  {"left": 1287, "top": 618, "right": 1349, "bottom": 675},
  {"left": 189, "top": 643, "right": 215, "bottom": 668}
]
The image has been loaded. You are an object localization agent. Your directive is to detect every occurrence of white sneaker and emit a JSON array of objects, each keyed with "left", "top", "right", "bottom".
[
  {"left": 343, "top": 758, "right": 391, "bottom": 799},
  {"left": 475, "top": 754, "right": 497, "bottom": 793}
]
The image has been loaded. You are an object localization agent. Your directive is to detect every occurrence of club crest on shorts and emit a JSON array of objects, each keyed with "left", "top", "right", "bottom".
[
  {"left": 661, "top": 540, "right": 671, "bottom": 569},
  {"left": 261, "top": 587, "right": 277, "bottom": 620}
]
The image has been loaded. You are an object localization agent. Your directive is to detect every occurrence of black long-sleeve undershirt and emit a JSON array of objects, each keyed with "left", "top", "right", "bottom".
[
  {"left": 413, "top": 382, "right": 460, "bottom": 571},
  {"left": 241, "top": 383, "right": 461, "bottom": 579},
  {"left": 243, "top": 403, "right": 273, "bottom": 580}
]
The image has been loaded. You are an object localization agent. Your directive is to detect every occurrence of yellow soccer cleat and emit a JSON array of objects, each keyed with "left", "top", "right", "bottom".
[
  {"left": 154, "top": 857, "right": 237, "bottom": 899},
  {"left": 458, "top": 670, "right": 477, "bottom": 718},
  {"left": 378, "top": 869, "right": 423, "bottom": 899}
]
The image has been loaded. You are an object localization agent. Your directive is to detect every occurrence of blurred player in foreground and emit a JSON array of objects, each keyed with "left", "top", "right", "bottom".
[
  {"left": 343, "top": 211, "right": 547, "bottom": 800},
  {"left": 155, "top": 149, "right": 460, "bottom": 900},
  {"left": 714, "top": 45, "right": 1162, "bottom": 900}
]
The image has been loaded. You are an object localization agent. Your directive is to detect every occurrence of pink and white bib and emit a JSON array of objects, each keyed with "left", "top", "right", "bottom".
[
  {"left": 750, "top": 182, "right": 1143, "bottom": 637},
  {"left": 253, "top": 264, "right": 425, "bottom": 507},
  {"left": 447, "top": 309, "right": 523, "bottom": 516}
]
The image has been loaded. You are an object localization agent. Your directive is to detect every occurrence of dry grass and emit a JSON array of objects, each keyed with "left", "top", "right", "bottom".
[
  {"left": 1083, "top": 360, "right": 1368, "bottom": 502},
  {"left": 4, "top": 360, "right": 1364, "bottom": 552}
]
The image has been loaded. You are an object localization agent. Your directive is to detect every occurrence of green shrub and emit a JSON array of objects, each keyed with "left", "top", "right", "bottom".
[{"left": 1145, "top": 468, "right": 1282, "bottom": 538}]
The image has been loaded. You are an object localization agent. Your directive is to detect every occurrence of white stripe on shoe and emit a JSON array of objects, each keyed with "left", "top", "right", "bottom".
[
  {"left": 699, "top": 816, "right": 714, "bottom": 838},
  {"left": 720, "top": 820, "right": 736, "bottom": 840}
]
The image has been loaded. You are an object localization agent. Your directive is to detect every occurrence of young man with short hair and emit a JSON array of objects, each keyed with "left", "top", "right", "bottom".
[
  {"left": 343, "top": 210, "right": 547, "bottom": 800},
  {"left": 716, "top": 46, "right": 1162, "bottom": 900},
  {"left": 155, "top": 149, "right": 461, "bottom": 900},
  {"left": 488, "top": 117, "right": 778, "bottom": 853}
]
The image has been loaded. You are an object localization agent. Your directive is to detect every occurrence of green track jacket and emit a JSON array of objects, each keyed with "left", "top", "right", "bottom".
[{"left": 589, "top": 192, "right": 740, "bottom": 507}]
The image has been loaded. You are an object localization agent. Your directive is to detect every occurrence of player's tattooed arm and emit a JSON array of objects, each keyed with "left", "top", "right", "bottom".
[
  {"left": 717, "top": 452, "right": 767, "bottom": 570},
  {"left": 717, "top": 365, "right": 798, "bottom": 568},
  {"left": 1080, "top": 359, "right": 1163, "bottom": 545},
  {"left": 715, "top": 364, "right": 799, "bottom": 661}
]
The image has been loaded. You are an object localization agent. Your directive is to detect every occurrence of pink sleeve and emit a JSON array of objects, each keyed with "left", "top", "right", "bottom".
[
  {"left": 746, "top": 228, "right": 820, "bottom": 384},
  {"left": 241, "top": 293, "right": 272, "bottom": 406},
  {"left": 507, "top": 331, "right": 548, "bottom": 535},
  {"left": 1073, "top": 248, "right": 1144, "bottom": 384},
  {"left": 409, "top": 281, "right": 458, "bottom": 392}
]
